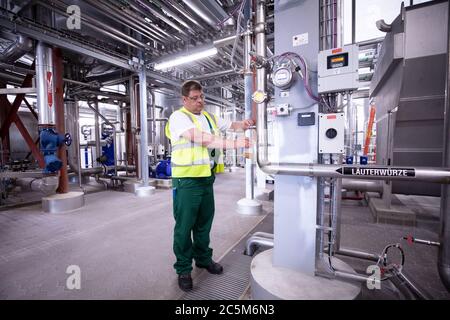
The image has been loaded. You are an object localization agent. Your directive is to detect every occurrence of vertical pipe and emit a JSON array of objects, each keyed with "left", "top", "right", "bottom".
[
  {"left": 350, "top": 94, "right": 356, "bottom": 159},
  {"left": 255, "top": 0, "right": 267, "bottom": 165},
  {"left": 94, "top": 100, "right": 101, "bottom": 166},
  {"left": 332, "top": 159, "right": 343, "bottom": 251},
  {"left": 317, "top": 1, "right": 328, "bottom": 261},
  {"left": 139, "top": 67, "right": 149, "bottom": 186},
  {"left": 346, "top": 93, "right": 353, "bottom": 158},
  {"left": 117, "top": 104, "right": 123, "bottom": 164},
  {"left": 128, "top": 76, "right": 136, "bottom": 167},
  {"left": 244, "top": 23, "right": 254, "bottom": 200},
  {"left": 75, "top": 99, "right": 82, "bottom": 189},
  {"left": 438, "top": 1, "right": 450, "bottom": 292},
  {"left": 36, "top": 41, "right": 55, "bottom": 126},
  {"left": 233, "top": 105, "right": 237, "bottom": 168},
  {"left": 150, "top": 90, "right": 157, "bottom": 164},
  {"left": 317, "top": 164, "right": 325, "bottom": 258},
  {"left": 351, "top": 0, "right": 356, "bottom": 44},
  {"left": 53, "top": 48, "right": 68, "bottom": 193},
  {"left": 126, "top": 104, "right": 132, "bottom": 167},
  {"left": 135, "top": 83, "right": 141, "bottom": 179}
]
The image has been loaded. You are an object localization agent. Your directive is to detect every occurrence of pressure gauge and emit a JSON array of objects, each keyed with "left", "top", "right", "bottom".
[
  {"left": 252, "top": 90, "right": 268, "bottom": 104},
  {"left": 272, "top": 65, "right": 294, "bottom": 89}
]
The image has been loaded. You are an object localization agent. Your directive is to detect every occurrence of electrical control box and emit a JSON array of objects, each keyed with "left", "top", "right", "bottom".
[
  {"left": 318, "top": 44, "right": 359, "bottom": 94},
  {"left": 318, "top": 113, "right": 345, "bottom": 154}
]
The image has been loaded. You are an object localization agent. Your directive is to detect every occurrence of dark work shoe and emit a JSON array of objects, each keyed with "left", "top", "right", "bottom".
[
  {"left": 196, "top": 261, "right": 223, "bottom": 275},
  {"left": 178, "top": 273, "right": 193, "bottom": 292}
]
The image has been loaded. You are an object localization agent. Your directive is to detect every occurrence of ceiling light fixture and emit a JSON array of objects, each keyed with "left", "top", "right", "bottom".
[{"left": 154, "top": 47, "right": 218, "bottom": 71}]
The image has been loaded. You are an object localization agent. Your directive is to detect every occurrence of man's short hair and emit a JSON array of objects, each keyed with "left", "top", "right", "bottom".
[{"left": 181, "top": 80, "right": 202, "bottom": 97}]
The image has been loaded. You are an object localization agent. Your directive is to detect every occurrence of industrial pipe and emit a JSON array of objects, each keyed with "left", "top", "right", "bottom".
[
  {"left": 15, "top": 176, "right": 58, "bottom": 194},
  {"left": 149, "top": 90, "right": 157, "bottom": 164},
  {"left": 75, "top": 99, "right": 82, "bottom": 188},
  {"left": 36, "top": 0, "right": 150, "bottom": 51},
  {"left": 376, "top": 19, "right": 393, "bottom": 33},
  {"left": 0, "top": 31, "right": 33, "bottom": 63},
  {"left": 328, "top": 247, "right": 381, "bottom": 262},
  {"left": 342, "top": 179, "right": 383, "bottom": 194},
  {"left": 84, "top": 0, "right": 166, "bottom": 46},
  {"left": 139, "top": 64, "right": 149, "bottom": 186},
  {"left": 244, "top": 25, "right": 255, "bottom": 201},
  {"left": 181, "top": 0, "right": 221, "bottom": 28},
  {"left": 245, "top": 236, "right": 274, "bottom": 256},
  {"left": 93, "top": 101, "right": 101, "bottom": 167},
  {"left": 36, "top": 41, "right": 55, "bottom": 126}
]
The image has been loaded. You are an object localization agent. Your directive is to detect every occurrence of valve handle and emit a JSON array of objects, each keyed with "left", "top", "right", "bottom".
[{"left": 64, "top": 133, "right": 72, "bottom": 147}]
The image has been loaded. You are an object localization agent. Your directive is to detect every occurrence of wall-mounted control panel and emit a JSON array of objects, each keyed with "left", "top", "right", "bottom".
[
  {"left": 318, "top": 44, "right": 359, "bottom": 94},
  {"left": 318, "top": 113, "right": 345, "bottom": 154}
]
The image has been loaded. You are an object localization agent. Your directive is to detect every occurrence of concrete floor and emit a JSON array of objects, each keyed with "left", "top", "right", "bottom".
[{"left": 0, "top": 171, "right": 268, "bottom": 299}]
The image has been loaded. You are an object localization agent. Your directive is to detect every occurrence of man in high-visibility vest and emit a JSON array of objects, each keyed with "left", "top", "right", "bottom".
[{"left": 166, "top": 80, "right": 253, "bottom": 292}]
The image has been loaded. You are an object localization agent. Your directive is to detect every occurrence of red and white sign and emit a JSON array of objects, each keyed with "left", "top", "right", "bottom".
[
  {"left": 46, "top": 71, "right": 53, "bottom": 108},
  {"left": 331, "top": 48, "right": 343, "bottom": 54}
]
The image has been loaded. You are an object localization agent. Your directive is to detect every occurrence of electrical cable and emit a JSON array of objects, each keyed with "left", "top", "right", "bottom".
[
  {"left": 375, "top": 243, "right": 405, "bottom": 281},
  {"left": 216, "top": 0, "right": 246, "bottom": 28},
  {"left": 270, "top": 51, "right": 320, "bottom": 102},
  {"left": 230, "top": 0, "right": 247, "bottom": 71}
]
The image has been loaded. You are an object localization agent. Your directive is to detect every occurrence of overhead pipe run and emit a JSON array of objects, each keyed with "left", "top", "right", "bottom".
[
  {"left": 36, "top": 1, "right": 147, "bottom": 51},
  {"left": 181, "top": 0, "right": 223, "bottom": 28},
  {"left": 0, "top": 31, "right": 33, "bottom": 63}
]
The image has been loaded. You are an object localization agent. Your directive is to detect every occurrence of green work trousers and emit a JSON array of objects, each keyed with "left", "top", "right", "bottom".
[{"left": 172, "top": 174, "right": 215, "bottom": 275}]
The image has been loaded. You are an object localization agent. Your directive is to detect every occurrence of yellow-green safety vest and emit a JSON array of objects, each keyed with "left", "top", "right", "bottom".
[{"left": 165, "top": 107, "right": 225, "bottom": 178}]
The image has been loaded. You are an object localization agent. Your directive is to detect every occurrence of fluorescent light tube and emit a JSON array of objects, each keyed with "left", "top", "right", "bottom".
[{"left": 154, "top": 48, "right": 218, "bottom": 70}]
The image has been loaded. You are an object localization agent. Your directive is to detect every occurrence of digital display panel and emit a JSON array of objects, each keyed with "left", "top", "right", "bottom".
[{"left": 327, "top": 52, "right": 349, "bottom": 69}]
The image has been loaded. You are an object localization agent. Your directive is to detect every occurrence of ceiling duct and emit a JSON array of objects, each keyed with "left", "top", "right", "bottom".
[{"left": 0, "top": 30, "right": 33, "bottom": 63}]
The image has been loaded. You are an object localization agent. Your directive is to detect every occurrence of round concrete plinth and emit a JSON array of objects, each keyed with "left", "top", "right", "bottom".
[
  {"left": 68, "top": 175, "right": 90, "bottom": 185},
  {"left": 42, "top": 191, "right": 85, "bottom": 213},
  {"left": 124, "top": 181, "right": 142, "bottom": 193},
  {"left": 251, "top": 249, "right": 361, "bottom": 300},
  {"left": 124, "top": 180, "right": 157, "bottom": 193},
  {"left": 237, "top": 198, "right": 263, "bottom": 215},
  {"left": 135, "top": 186, "right": 155, "bottom": 197}
]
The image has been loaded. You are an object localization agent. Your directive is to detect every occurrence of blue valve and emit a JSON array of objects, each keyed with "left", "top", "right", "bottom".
[{"left": 40, "top": 128, "right": 71, "bottom": 174}]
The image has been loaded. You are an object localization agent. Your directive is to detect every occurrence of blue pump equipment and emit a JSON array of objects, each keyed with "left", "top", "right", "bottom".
[
  {"left": 101, "top": 133, "right": 115, "bottom": 166},
  {"left": 40, "top": 128, "right": 71, "bottom": 174},
  {"left": 152, "top": 158, "right": 172, "bottom": 179}
]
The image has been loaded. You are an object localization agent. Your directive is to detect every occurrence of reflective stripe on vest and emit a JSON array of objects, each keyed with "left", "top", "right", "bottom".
[{"left": 166, "top": 107, "right": 224, "bottom": 178}]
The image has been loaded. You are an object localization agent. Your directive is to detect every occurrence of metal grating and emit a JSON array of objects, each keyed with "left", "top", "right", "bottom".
[
  {"left": 179, "top": 208, "right": 275, "bottom": 300},
  {"left": 180, "top": 248, "right": 253, "bottom": 300}
]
